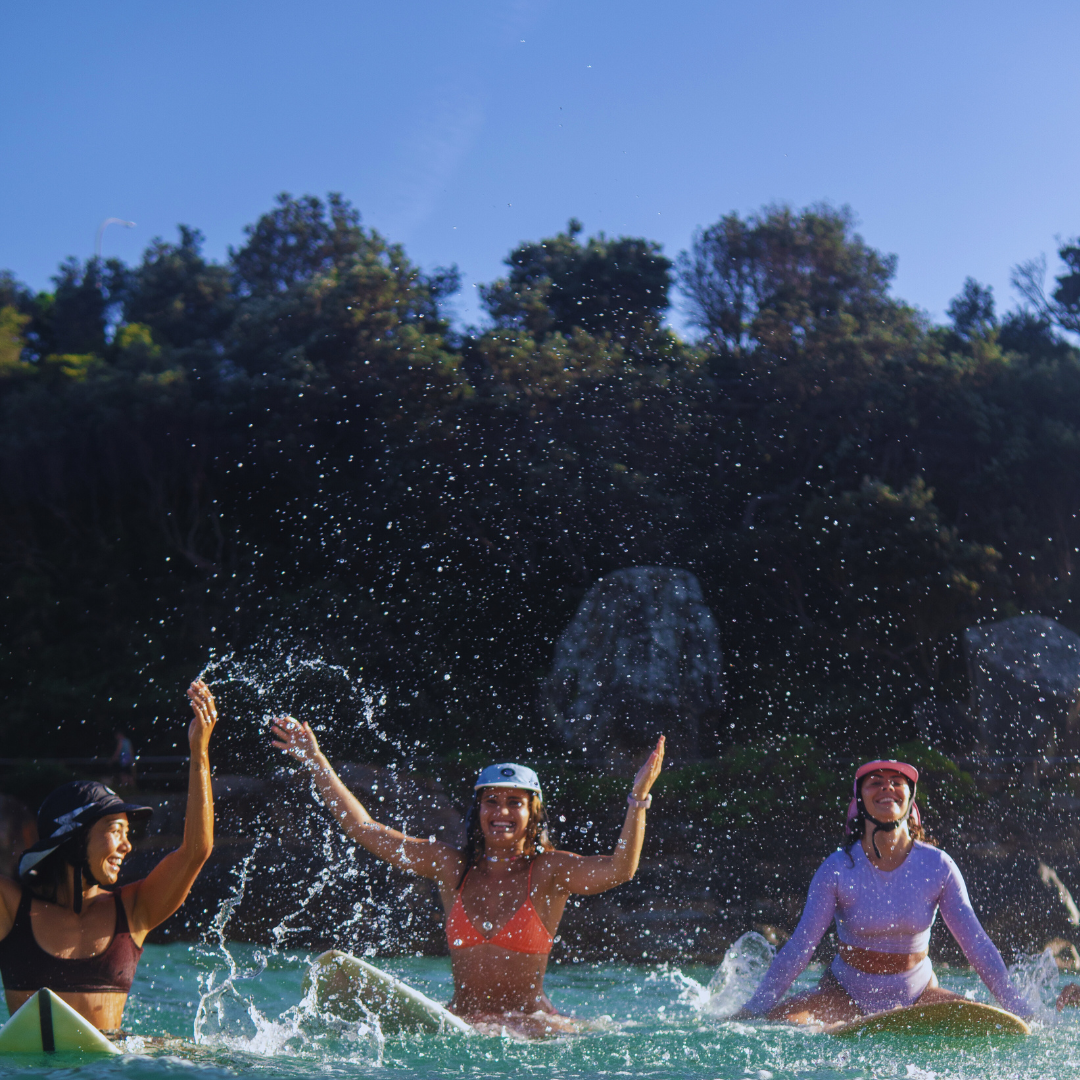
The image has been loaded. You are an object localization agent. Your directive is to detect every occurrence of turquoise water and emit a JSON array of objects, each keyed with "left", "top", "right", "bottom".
[{"left": 2, "top": 942, "right": 1080, "bottom": 1078}]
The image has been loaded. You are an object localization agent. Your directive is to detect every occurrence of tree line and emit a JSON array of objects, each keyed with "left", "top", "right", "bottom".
[{"left": 2, "top": 194, "right": 1079, "bottom": 768}]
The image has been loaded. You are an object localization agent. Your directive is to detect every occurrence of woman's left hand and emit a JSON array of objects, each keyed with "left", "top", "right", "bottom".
[
  {"left": 187, "top": 680, "right": 218, "bottom": 755},
  {"left": 631, "top": 735, "right": 665, "bottom": 800},
  {"left": 1058, "top": 983, "right": 1080, "bottom": 1010}
]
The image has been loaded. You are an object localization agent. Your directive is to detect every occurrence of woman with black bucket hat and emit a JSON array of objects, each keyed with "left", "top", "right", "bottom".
[{"left": 0, "top": 679, "right": 218, "bottom": 1032}]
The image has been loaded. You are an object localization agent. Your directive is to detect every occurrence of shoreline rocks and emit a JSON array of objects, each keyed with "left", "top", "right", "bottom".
[{"left": 965, "top": 615, "right": 1080, "bottom": 783}]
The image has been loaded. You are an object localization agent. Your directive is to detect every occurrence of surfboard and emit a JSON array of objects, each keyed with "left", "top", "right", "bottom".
[
  {"left": 831, "top": 999, "right": 1030, "bottom": 1037},
  {"left": 304, "top": 950, "right": 473, "bottom": 1034},
  {"left": 0, "top": 988, "right": 119, "bottom": 1054}
]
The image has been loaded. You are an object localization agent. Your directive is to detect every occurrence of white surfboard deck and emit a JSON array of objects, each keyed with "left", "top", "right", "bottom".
[
  {"left": 831, "top": 998, "right": 1030, "bottom": 1037},
  {"left": 0, "top": 988, "right": 119, "bottom": 1054},
  {"left": 304, "top": 950, "right": 472, "bottom": 1034}
]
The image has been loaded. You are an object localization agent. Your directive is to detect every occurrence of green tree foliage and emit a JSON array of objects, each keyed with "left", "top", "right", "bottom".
[
  {"left": 33, "top": 257, "right": 127, "bottom": 358},
  {"left": 125, "top": 226, "right": 233, "bottom": 351},
  {"left": 481, "top": 218, "right": 671, "bottom": 351},
  {"left": 678, "top": 204, "right": 900, "bottom": 359},
  {"left": 0, "top": 306, "right": 32, "bottom": 378},
  {"left": 1013, "top": 238, "right": 1080, "bottom": 335},
  {"left": 2, "top": 195, "right": 1080, "bottom": 767}
]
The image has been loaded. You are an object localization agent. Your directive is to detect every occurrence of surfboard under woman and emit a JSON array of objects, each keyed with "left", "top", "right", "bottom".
[
  {"left": 0, "top": 679, "right": 218, "bottom": 1032},
  {"left": 270, "top": 717, "right": 663, "bottom": 1035},
  {"left": 734, "top": 759, "right": 1073, "bottom": 1026}
]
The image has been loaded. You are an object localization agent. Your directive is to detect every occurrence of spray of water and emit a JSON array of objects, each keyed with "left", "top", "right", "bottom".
[
  {"left": 198, "top": 648, "right": 402, "bottom": 755},
  {"left": 193, "top": 845, "right": 272, "bottom": 1046},
  {"left": 190, "top": 808, "right": 388, "bottom": 1060},
  {"left": 188, "top": 650, "right": 412, "bottom": 1058},
  {"left": 701, "top": 932, "right": 776, "bottom": 1018},
  {"left": 646, "top": 932, "right": 775, "bottom": 1023},
  {"left": 1008, "top": 947, "right": 1063, "bottom": 1021},
  {"left": 704, "top": 933, "right": 781, "bottom": 1015}
]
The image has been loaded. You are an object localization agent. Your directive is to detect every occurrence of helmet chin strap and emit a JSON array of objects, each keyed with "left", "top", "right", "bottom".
[
  {"left": 864, "top": 811, "right": 903, "bottom": 859},
  {"left": 860, "top": 783, "right": 915, "bottom": 859}
]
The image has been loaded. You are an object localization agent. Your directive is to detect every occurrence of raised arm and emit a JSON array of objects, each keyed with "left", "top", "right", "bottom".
[
  {"left": 128, "top": 680, "right": 216, "bottom": 937},
  {"left": 548, "top": 736, "right": 664, "bottom": 896},
  {"left": 270, "top": 716, "right": 459, "bottom": 881},
  {"left": 937, "top": 854, "right": 1032, "bottom": 1018}
]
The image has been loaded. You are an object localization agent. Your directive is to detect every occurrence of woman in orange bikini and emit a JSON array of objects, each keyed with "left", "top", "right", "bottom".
[{"left": 270, "top": 717, "right": 663, "bottom": 1031}]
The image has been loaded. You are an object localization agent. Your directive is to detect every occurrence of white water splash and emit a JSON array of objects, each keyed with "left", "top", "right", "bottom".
[
  {"left": 646, "top": 932, "right": 776, "bottom": 1021},
  {"left": 1009, "top": 947, "right": 1063, "bottom": 1019},
  {"left": 702, "top": 932, "right": 776, "bottom": 1018},
  {"left": 187, "top": 650, "right": 411, "bottom": 1057},
  {"left": 199, "top": 649, "right": 401, "bottom": 752},
  {"left": 903, "top": 1066, "right": 937, "bottom": 1080},
  {"left": 647, "top": 962, "right": 714, "bottom": 1013},
  {"left": 192, "top": 846, "right": 385, "bottom": 1060},
  {"left": 272, "top": 822, "right": 355, "bottom": 950},
  {"left": 193, "top": 845, "right": 269, "bottom": 1045}
]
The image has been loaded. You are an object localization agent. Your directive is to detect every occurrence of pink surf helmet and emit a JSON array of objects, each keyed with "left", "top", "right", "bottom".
[{"left": 845, "top": 760, "right": 921, "bottom": 850}]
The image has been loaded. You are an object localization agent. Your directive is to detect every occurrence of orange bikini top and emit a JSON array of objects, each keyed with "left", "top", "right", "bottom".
[{"left": 446, "top": 863, "right": 554, "bottom": 955}]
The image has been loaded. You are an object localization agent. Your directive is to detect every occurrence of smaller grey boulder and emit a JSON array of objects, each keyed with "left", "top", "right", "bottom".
[
  {"left": 541, "top": 567, "right": 724, "bottom": 765},
  {"left": 964, "top": 614, "right": 1080, "bottom": 762}
]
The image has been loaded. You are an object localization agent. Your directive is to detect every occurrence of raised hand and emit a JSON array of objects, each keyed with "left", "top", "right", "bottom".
[
  {"left": 186, "top": 680, "right": 218, "bottom": 755},
  {"left": 270, "top": 715, "right": 321, "bottom": 764},
  {"left": 632, "top": 735, "right": 665, "bottom": 800}
]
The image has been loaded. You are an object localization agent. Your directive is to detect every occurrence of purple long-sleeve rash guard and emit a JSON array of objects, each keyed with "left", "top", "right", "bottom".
[{"left": 743, "top": 841, "right": 1031, "bottom": 1018}]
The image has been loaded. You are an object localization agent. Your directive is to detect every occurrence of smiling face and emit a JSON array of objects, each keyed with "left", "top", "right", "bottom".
[
  {"left": 478, "top": 787, "right": 533, "bottom": 852},
  {"left": 860, "top": 770, "right": 912, "bottom": 824},
  {"left": 85, "top": 813, "right": 132, "bottom": 886}
]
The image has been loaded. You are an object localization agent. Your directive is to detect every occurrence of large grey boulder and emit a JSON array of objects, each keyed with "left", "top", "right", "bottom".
[
  {"left": 964, "top": 615, "right": 1080, "bottom": 765},
  {"left": 542, "top": 567, "right": 724, "bottom": 765},
  {"left": 913, "top": 696, "right": 979, "bottom": 750}
]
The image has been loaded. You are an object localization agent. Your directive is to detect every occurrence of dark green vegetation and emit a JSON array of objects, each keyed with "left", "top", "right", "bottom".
[{"left": 3, "top": 196, "right": 1080, "bottom": 770}]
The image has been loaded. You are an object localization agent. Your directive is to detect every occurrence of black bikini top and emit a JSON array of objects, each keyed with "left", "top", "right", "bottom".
[{"left": 0, "top": 888, "right": 143, "bottom": 993}]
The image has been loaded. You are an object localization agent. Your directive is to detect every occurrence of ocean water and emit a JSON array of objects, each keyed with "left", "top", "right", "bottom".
[{"left": 2, "top": 940, "right": 1080, "bottom": 1079}]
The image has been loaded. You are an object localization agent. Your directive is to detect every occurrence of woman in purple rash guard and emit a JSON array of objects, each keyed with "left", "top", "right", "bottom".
[{"left": 735, "top": 760, "right": 1061, "bottom": 1026}]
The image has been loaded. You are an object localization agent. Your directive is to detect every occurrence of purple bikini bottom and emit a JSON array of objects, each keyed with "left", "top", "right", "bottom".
[{"left": 829, "top": 954, "right": 935, "bottom": 1014}]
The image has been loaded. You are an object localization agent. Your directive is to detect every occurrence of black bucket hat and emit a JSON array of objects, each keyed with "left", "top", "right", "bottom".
[{"left": 18, "top": 781, "right": 153, "bottom": 880}]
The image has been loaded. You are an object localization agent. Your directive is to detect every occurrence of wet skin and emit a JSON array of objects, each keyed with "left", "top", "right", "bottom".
[
  {"left": 762, "top": 770, "right": 967, "bottom": 1027},
  {"left": 764, "top": 769, "right": 1079, "bottom": 1024},
  {"left": 3, "top": 815, "right": 137, "bottom": 1031},
  {"left": 0, "top": 680, "right": 218, "bottom": 1030},
  {"left": 272, "top": 718, "right": 665, "bottom": 1024},
  {"left": 444, "top": 789, "right": 565, "bottom": 1016}
]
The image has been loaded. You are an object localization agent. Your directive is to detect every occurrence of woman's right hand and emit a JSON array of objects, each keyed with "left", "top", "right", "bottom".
[
  {"left": 631, "top": 735, "right": 665, "bottom": 800},
  {"left": 187, "top": 680, "right": 218, "bottom": 757},
  {"left": 271, "top": 715, "right": 321, "bottom": 764}
]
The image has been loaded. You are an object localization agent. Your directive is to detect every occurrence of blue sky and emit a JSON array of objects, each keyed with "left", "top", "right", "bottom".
[{"left": 2, "top": 1, "right": 1078, "bottom": 330}]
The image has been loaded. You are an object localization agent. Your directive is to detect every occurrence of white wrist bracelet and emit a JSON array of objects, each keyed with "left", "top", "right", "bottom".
[{"left": 627, "top": 793, "right": 652, "bottom": 809}]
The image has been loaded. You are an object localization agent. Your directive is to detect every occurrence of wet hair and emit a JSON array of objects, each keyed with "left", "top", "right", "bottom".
[
  {"left": 843, "top": 775, "right": 933, "bottom": 864},
  {"left": 22, "top": 830, "right": 116, "bottom": 907},
  {"left": 21, "top": 846, "right": 70, "bottom": 904},
  {"left": 458, "top": 791, "right": 552, "bottom": 886},
  {"left": 21, "top": 836, "right": 88, "bottom": 905}
]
